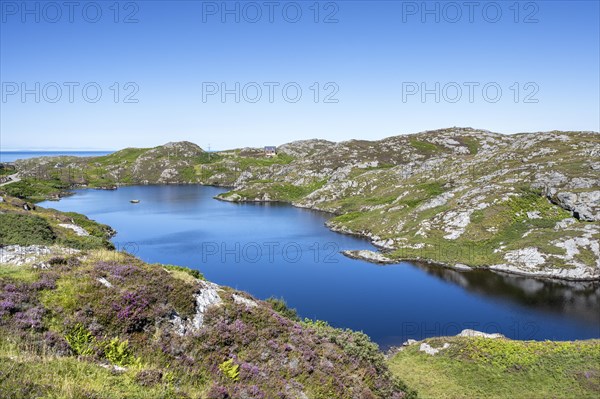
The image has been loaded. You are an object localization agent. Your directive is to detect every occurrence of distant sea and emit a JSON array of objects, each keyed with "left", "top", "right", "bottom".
[{"left": 0, "top": 151, "right": 112, "bottom": 163}]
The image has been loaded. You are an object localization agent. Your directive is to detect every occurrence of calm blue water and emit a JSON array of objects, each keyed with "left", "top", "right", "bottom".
[
  {"left": 0, "top": 151, "right": 112, "bottom": 163},
  {"left": 40, "top": 185, "right": 600, "bottom": 348}
]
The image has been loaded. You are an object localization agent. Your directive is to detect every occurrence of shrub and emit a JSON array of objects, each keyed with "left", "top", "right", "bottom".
[
  {"left": 111, "top": 290, "right": 151, "bottom": 333},
  {"left": 103, "top": 337, "right": 140, "bottom": 367},
  {"left": 65, "top": 324, "right": 95, "bottom": 356},
  {"left": 219, "top": 359, "right": 240, "bottom": 381},
  {"left": 163, "top": 264, "right": 205, "bottom": 280},
  {"left": 135, "top": 369, "right": 163, "bottom": 387},
  {"left": 0, "top": 213, "right": 56, "bottom": 246},
  {"left": 266, "top": 297, "right": 299, "bottom": 321}
]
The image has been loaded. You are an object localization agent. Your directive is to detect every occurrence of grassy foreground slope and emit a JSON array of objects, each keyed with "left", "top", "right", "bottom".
[
  {"left": 0, "top": 249, "right": 412, "bottom": 398},
  {"left": 387, "top": 336, "right": 600, "bottom": 399},
  {"left": 0, "top": 195, "right": 412, "bottom": 398}
]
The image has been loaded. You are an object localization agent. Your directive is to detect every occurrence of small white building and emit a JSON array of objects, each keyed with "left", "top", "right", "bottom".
[{"left": 264, "top": 146, "right": 277, "bottom": 157}]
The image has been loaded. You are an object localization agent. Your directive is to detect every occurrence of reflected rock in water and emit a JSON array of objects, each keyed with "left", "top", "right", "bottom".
[{"left": 412, "top": 262, "right": 600, "bottom": 326}]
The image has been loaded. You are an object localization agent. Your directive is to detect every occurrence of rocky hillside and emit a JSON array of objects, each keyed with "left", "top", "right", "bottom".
[
  {"left": 12, "top": 141, "right": 207, "bottom": 187},
  {"left": 7, "top": 128, "right": 600, "bottom": 280},
  {"left": 220, "top": 128, "right": 600, "bottom": 280}
]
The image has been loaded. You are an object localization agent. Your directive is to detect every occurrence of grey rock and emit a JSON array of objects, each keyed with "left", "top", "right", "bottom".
[
  {"left": 555, "top": 191, "right": 600, "bottom": 221},
  {"left": 342, "top": 250, "right": 397, "bottom": 264},
  {"left": 457, "top": 329, "right": 504, "bottom": 339},
  {"left": 58, "top": 223, "right": 90, "bottom": 236},
  {"left": 419, "top": 342, "right": 450, "bottom": 356}
]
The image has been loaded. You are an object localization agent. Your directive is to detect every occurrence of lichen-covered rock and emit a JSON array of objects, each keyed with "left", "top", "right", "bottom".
[
  {"left": 419, "top": 342, "right": 450, "bottom": 355},
  {"left": 58, "top": 223, "right": 90, "bottom": 236},
  {"left": 0, "top": 245, "right": 79, "bottom": 266},
  {"left": 457, "top": 329, "right": 504, "bottom": 338},
  {"left": 555, "top": 191, "right": 600, "bottom": 221},
  {"left": 342, "top": 250, "right": 397, "bottom": 264}
]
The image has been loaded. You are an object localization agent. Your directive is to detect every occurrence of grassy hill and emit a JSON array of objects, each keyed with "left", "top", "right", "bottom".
[{"left": 387, "top": 335, "right": 600, "bottom": 399}]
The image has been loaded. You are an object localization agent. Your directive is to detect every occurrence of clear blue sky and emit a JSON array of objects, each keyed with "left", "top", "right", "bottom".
[{"left": 1, "top": 0, "right": 598, "bottom": 150}]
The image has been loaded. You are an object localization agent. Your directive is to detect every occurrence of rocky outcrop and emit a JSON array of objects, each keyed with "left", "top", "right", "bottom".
[
  {"left": 171, "top": 280, "right": 223, "bottom": 335},
  {"left": 390, "top": 329, "right": 505, "bottom": 357},
  {"left": 342, "top": 250, "right": 397, "bottom": 264},
  {"left": 554, "top": 191, "right": 600, "bottom": 221},
  {"left": 419, "top": 342, "right": 451, "bottom": 355},
  {"left": 277, "top": 139, "right": 334, "bottom": 157},
  {"left": 58, "top": 223, "right": 90, "bottom": 236},
  {"left": 0, "top": 245, "right": 80, "bottom": 266},
  {"left": 13, "top": 141, "right": 207, "bottom": 186},
  {"left": 457, "top": 329, "right": 504, "bottom": 338}
]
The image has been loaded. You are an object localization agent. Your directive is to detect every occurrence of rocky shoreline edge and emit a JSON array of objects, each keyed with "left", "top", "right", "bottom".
[{"left": 326, "top": 218, "right": 600, "bottom": 282}]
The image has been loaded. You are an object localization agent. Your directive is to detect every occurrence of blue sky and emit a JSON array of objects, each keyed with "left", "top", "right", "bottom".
[{"left": 1, "top": 0, "right": 598, "bottom": 150}]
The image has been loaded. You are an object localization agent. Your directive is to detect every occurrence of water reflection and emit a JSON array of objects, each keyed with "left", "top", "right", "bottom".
[{"left": 413, "top": 262, "right": 600, "bottom": 330}]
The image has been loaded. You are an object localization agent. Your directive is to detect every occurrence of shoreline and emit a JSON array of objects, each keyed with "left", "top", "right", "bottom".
[{"left": 20, "top": 181, "right": 600, "bottom": 282}]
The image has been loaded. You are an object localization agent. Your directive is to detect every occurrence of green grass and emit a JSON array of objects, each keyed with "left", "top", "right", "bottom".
[
  {"left": 332, "top": 211, "right": 363, "bottom": 223},
  {"left": 162, "top": 264, "right": 205, "bottom": 281},
  {"left": 410, "top": 139, "right": 439, "bottom": 154},
  {"left": 365, "top": 195, "right": 397, "bottom": 205},
  {"left": 388, "top": 337, "right": 600, "bottom": 399},
  {"left": 0, "top": 338, "right": 198, "bottom": 399},
  {"left": 266, "top": 297, "right": 300, "bottom": 321},
  {"left": 460, "top": 137, "right": 480, "bottom": 155},
  {"left": 0, "top": 265, "right": 39, "bottom": 282},
  {"left": 270, "top": 183, "right": 309, "bottom": 201},
  {"left": 395, "top": 182, "right": 445, "bottom": 209},
  {"left": 94, "top": 148, "right": 148, "bottom": 165},
  {"left": 178, "top": 166, "right": 199, "bottom": 182},
  {"left": 1, "top": 178, "right": 69, "bottom": 202},
  {"left": 503, "top": 189, "right": 571, "bottom": 223},
  {"left": 41, "top": 274, "right": 95, "bottom": 319},
  {"left": 223, "top": 179, "right": 327, "bottom": 202}
]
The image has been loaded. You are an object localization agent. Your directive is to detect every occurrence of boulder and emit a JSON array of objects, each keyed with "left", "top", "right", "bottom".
[{"left": 555, "top": 191, "right": 600, "bottom": 221}]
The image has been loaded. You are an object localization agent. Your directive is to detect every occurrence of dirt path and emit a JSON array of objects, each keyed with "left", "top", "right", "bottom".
[{"left": 0, "top": 173, "right": 21, "bottom": 186}]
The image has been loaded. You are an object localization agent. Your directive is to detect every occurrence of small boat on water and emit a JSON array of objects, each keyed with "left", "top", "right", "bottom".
[{"left": 130, "top": 199, "right": 140, "bottom": 204}]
